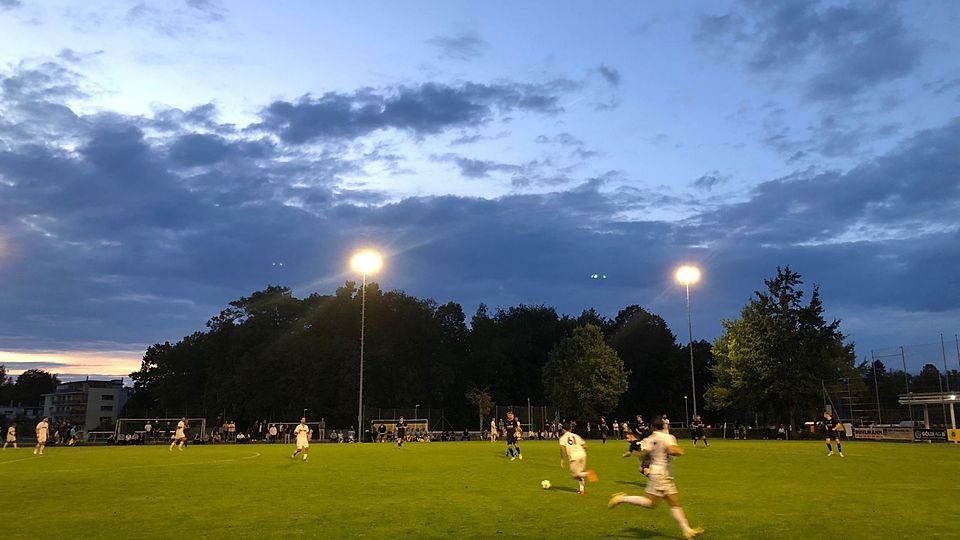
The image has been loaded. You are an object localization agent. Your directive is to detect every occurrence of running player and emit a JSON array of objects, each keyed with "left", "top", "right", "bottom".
[
  {"left": 396, "top": 416, "right": 407, "bottom": 448},
  {"left": 691, "top": 415, "right": 709, "bottom": 447},
  {"left": 291, "top": 417, "right": 310, "bottom": 461},
  {"left": 559, "top": 423, "right": 598, "bottom": 494},
  {"left": 4, "top": 424, "right": 16, "bottom": 449},
  {"left": 503, "top": 411, "right": 522, "bottom": 461},
  {"left": 169, "top": 417, "right": 187, "bottom": 451},
  {"left": 822, "top": 411, "right": 844, "bottom": 457},
  {"left": 34, "top": 417, "right": 49, "bottom": 455},
  {"left": 608, "top": 416, "right": 704, "bottom": 539}
]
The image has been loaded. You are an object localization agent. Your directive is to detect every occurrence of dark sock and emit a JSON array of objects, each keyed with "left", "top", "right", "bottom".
[{"left": 826, "top": 443, "right": 832, "bottom": 451}]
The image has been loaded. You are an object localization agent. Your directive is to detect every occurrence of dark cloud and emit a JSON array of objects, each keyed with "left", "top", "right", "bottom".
[
  {"left": 696, "top": 1, "right": 924, "bottom": 101},
  {"left": 1, "top": 58, "right": 958, "bottom": 374},
  {"left": 0, "top": 0, "right": 21, "bottom": 9},
  {"left": 256, "top": 81, "right": 571, "bottom": 144},
  {"left": 692, "top": 118, "right": 960, "bottom": 249},
  {"left": 923, "top": 76, "right": 960, "bottom": 96},
  {"left": 126, "top": 0, "right": 225, "bottom": 35},
  {"left": 597, "top": 64, "right": 621, "bottom": 86},
  {"left": 692, "top": 171, "right": 726, "bottom": 191},
  {"left": 167, "top": 133, "right": 274, "bottom": 166},
  {"left": 427, "top": 32, "right": 487, "bottom": 61},
  {"left": 451, "top": 157, "right": 520, "bottom": 179},
  {"left": 184, "top": 0, "right": 225, "bottom": 20}
]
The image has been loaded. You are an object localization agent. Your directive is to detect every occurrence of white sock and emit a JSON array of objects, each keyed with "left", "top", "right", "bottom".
[
  {"left": 622, "top": 496, "right": 653, "bottom": 508},
  {"left": 670, "top": 506, "right": 691, "bottom": 533}
]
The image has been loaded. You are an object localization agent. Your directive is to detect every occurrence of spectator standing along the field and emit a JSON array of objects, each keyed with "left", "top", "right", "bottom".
[{"left": 318, "top": 418, "right": 326, "bottom": 440}]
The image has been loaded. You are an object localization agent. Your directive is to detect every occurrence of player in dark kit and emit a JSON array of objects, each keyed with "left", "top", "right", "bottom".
[
  {"left": 504, "top": 411, "right": 523, "bottom": 461},
  {"left": 635, "top": 415, "right": 649, "bottom": 438},
  {"left": 691, "top": 415, "right": 708, "bottom": 447},
  {"left": 822, "top": 411, "right": 843, "bottom": 457},
  {"left": 599, "top": 416, "right": 609, "bottom": 444},
  {"left": 396, "top": 416, "right": 408, "bottom": 448}
]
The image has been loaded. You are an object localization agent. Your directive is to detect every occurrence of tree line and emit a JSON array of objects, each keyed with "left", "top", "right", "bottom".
[
  {"left": 124, "top": 282, "right": 709, "bottom": 429},
  {"left": 5, "top": 267, "right": 947, "bottom": 431}
]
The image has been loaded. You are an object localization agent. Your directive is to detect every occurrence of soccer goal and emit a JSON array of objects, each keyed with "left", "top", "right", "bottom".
[{"left": 115, "top": 418, "right": 207, "bottom": 444}]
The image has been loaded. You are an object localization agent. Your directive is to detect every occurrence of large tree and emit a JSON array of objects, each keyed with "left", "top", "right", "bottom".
[
  {"left": 542, "top": 324, "right": 628, "bottom": 420},
  {"left": 706, "top": 267, "right": 855, "bottom": 427},
  {"left": 11, "top": 369, "right": 59, "bottom": 405},
  {"left": 606, "top": 305, "right": 686, "bottom": 419}
]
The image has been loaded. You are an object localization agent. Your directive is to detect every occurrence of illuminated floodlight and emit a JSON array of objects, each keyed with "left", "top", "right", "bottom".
[
  {"left": 350, "top": 249, "right": 383, "bottom": 275},
  {"left": 675, "top": 265, "right": 701, "bottom": 285}
]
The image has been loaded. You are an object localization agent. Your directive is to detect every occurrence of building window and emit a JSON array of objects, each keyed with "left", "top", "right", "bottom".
[
  {"left": 102, "top": 394, "right": 115, "bottom": 401},
  {"left": 100, "top": 405, "right": 113, "bottom": 412}
]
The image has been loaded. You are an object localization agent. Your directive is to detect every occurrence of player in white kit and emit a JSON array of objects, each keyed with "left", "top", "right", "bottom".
[
  {"left": 608, "top": 416, "right": 703, "bottom": 538},
  {"left": 169, "top": 417, "right": 187, "bottom": 451},
  {"left": 34, "top": 417, "right": 49, "bottom": 455},
  {"left": 558, "top": 423, "right": 598, "bottom": 494},
  {"left": 291, "top": 417, "right": 310, "bottom": 462}
]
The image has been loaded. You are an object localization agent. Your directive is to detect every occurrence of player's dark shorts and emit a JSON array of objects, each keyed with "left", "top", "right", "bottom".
[
  {"left": 628, "top": 439, "right": 642, "bottom": 452},
  {"left": 397, "top": 429, "right": 406, "bottom": 438},
  {"left": 693, "top": 429, "right": 705, "bottom": 438},
  {"left": 505, "top": 435, "right": 517, "bottom": 445},
  {"left": 822, "top": 430, "right": 839, "bottom": 440}
]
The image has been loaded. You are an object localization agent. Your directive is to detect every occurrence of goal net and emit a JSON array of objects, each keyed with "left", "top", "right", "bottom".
[{"left": 115, "top": 418, "right": 207, "bottom": 444}]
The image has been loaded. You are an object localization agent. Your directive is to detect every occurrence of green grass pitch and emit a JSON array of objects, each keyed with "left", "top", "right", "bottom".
[{"left": 1, "top": 439, "right": 958, "bottom": 538}]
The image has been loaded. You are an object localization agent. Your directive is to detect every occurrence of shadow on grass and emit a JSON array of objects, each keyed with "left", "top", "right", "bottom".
[
  {"left": 614, "top": 479, "right": 647, "bottom": 487},
  {"left": 550, "top": 485, "right": 581, "bottom": 494},
  {"left": 607, "top": 526, "right": 676, "bottom": 539}
]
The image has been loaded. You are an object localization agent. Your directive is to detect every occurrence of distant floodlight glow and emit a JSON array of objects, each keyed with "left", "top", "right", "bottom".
[
  {"left": 675, "top": 265, "right": 701, "bottom": 285},
  {"left": 350, "top": 249, "right": 383, "bottom": 275}
]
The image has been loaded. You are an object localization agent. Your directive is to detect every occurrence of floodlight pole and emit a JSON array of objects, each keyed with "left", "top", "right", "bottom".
[
  {"left": 358, "top": 272, "right": 367, "bottom": 439},
  {"left": 685, "top": 281, "right": 697, "bottom": 417}
]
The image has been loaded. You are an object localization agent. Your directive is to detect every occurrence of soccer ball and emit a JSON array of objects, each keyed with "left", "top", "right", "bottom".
[{"left": 541, "top": 480, "right": 551, "bottom": 490}]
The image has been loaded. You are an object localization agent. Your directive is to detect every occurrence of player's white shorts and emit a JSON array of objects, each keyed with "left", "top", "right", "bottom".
[
  {"left": 645, "top": 471, "right": 678, "bottom": 497},
  {"left": 569, "top": 457, "right": 586, "bottom": 478},
  {"left": 296, "top": 440, "right": 309, "bottom": 450},
  {"left": 5, "top": 434, "right": 15, "bottom": 442},
  {"left": 37, "top": 436, "right": 47, "bottom": 444}
]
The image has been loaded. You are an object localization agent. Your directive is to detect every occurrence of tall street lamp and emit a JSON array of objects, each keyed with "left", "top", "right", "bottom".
[
  {"left": 675, "top": 265, "right": 701, "bottom": 417},
  {"left": 351, "top": 249, "right": 383, "bottom": 441}
]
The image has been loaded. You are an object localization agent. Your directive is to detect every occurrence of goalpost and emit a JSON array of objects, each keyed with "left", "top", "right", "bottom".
[{"left": 115, "top": 418, "right": 207, "bottom": 444}]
